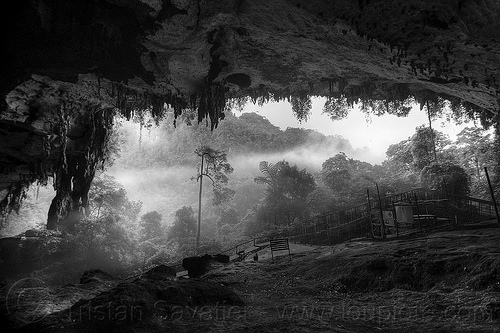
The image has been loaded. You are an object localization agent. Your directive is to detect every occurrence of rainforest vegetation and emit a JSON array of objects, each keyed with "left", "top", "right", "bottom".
[{"left": 1, "top": 99, "right": 497, "bottom": 280}]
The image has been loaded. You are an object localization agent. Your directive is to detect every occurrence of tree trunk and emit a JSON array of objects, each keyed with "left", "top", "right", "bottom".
[
  {"left": 426, "top": 102, "right": 438, "bottom": 163},
  {"left": 47, "top": 155, "right": 87, "bottom": 231},
  {"left": 47, "top": 192, "right": 72, "bottom": 230},
  {"left": 474, "top": 155, "right": 481, "bottom": 182},
  {"left": 196, "top": 154, "right": 204, "bottom": 252}
]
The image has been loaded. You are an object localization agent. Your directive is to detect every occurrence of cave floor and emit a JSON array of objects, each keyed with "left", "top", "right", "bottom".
[
  {"left": 2, "top": 222, "right": 499, "bottom": 332},
  {"left": 195, "top": 223, "right": 500, "bottom": 333}
]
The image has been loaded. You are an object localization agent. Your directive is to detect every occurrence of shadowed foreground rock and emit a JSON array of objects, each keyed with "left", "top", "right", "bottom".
[
  {"left": 18, "top": 266, "right": 244, "bottom": 333},
  {"left": 182, "top": 254, "right": 230, "bottom": 278}
]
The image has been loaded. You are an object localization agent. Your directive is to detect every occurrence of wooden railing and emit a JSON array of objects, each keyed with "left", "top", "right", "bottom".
[
  {"left": 288, "top": 201, "right": 372, "bottom": 245},
  {"left": 288, "top": 188, "right": 498, "bottom": 246},
  {"left": 219, "top": 237, "right": 270, "bottom": 257},
  {"left": 447, "top": 194, "right": 498, "bottom": 217},
  {"left": 167, "top": 189, "right": 497, "bottom": 271}
]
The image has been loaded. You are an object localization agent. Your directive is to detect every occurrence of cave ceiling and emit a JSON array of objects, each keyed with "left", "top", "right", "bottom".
[{"left": 1, "top": 0, "right": 500, "bottom": 224}]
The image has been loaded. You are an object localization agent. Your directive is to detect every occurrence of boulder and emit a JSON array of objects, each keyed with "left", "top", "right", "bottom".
[
  {"left": 0, "top": 237, "right": 21, "bottom": 263},
  {"left": 21, "top": 276, "right": 245, "bottom": 332},
  {"left": 24, "top": 229, "right": 40, "bottom": 237},
  {"left": 182, "top": 254, "right": 230, "bottom": 278},
  {"left": 73, "top": 279, "right": 244, "bottom": 327},
  {"left": 182, "top": 254, "right": 214, "bottom": 278},
  {"left": 214, "top": 253, "right": 230, "bottom": 263}
]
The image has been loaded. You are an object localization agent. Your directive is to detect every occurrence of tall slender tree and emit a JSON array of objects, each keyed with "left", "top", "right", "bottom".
[{"left": 193, "top": 146, "right": 234, "bottom": 251}]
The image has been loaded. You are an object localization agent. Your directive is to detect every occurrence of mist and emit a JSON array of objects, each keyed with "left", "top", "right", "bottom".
[
  {"left": 108, "top": 146, "right": 373, "bottom": 226},
  {"left": 106, "top": 112, "right": 384, "bottom": 225},
  {"left": 2, "top": 111, "right": 382, "bottom": 236}
]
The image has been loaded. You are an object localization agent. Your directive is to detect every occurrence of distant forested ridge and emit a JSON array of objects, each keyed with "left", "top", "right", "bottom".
[
  {"left": 1, "top": 108, "right": 496, "bottom": 278},
  {"left": 115, "top": 111, "right": 360, "bottom": 169},
  {"left": 108, "top": 110, "right": 495, "bottom": 240}
]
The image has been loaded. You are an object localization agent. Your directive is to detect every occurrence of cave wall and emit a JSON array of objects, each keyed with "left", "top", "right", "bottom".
[{"left": 1, "top": 0, "right": 500, "bottom": 228}]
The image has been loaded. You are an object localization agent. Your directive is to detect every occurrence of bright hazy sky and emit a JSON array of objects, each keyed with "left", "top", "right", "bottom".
[{"left": 241, "top": 97, "right": 474, "bottom": 164}]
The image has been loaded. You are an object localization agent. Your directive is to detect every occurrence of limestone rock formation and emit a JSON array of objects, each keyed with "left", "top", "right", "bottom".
[{"left": 1, "top": 0, "right": 500, "bottom": 227}]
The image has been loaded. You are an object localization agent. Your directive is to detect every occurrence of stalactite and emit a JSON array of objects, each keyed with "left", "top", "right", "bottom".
[
  {"left": 4, "top": 73, "right": 497, "bottom": 228},
  {"left": 0, "top": 183, "right": 27, "bottom": 222},
  {"left": 47, "top": 100, "right": 116, "bottom": 230},
  {"left": 197, "top": 82, "right": 226, "bottom": 130}
]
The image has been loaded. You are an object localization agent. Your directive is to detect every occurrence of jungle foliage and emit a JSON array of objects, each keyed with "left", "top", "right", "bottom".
[{"left": 2, "top": 103, "right": 497, "bottom": 279}]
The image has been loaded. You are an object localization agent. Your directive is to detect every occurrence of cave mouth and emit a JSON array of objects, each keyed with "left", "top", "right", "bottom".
[
  {"left": 2, "top": 0, "right": 500, "bottom": 231},
  {"left": 1, "top": 80, "right": 498, "bottom": 233}
]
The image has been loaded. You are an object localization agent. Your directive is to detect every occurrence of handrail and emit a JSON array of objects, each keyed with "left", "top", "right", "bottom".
[
  {"left": 447, "top": 194, "right": 496, "bottom": 205},
  {"left": 303, "top": 188, "right": 495, "bottom": 225},
  {"left": 161, "top": 189, "right": 496, "bottom": 274},
  {"left": 222, "top": 190, "right": 432, "bottom": 252},
  {"left": 220, "top": 189, "right": 496, "bottom": 253},
  {"left": 219, "top": 237, "right": 268, "bottom": 256},
  {"left": 290, "top": 188, "right": 497, "bottom": 244}
]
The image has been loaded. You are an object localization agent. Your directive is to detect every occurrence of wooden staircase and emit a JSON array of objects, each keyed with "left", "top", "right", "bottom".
[
  {"left": 218, "top": 238, "right": 272, "bottom": 263},
  {"left": 229, "top": 242, "right": 270, "bottom": 262},
  {"left": 287, "top": 188, "right": 498, "bottom": 246}
]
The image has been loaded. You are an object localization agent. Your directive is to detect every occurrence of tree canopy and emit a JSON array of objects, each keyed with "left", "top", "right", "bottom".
[
  {"left": 255, "top": 160, "right": 316, "bottom": 226},
  {"left": 170, "top": 206, "right": 197, "bottom": 241}
]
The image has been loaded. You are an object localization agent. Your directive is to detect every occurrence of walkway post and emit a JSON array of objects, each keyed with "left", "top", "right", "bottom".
[
  {"left": 413, "top": 192, "right": 423, "bottom": 232},
  {"left": 367, "top": 189, "right": 374, "bottom": 239},
  {"left": 196, "top": 152, "right": 205, "bottom": 253},
  {"left": 484, "top": 167, "right": 500, "bottom": 224},
  {"left": 392, "top": 197, "right": 399, "bottom": 237},
  {"left": 376, "top": 184, "right": 386, "bottom": 239}
]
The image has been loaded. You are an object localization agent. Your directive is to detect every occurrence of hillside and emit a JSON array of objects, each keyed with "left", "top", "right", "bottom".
[
  {"left": 2, "top": 222, "right": 499, "bottom": 332},
  {"left": 106, "top": 111, "right": 361, "bottom": 219},
  {"left": 113, "top": 111, "right": 358, "bottom": 169}
]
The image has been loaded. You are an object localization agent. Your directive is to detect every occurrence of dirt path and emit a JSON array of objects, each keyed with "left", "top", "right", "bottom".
[
  {"left": 2, "top": 225, "right": 499, "bottom": 332},
  {"left": 196, "top": 226, "right": 500, "bottom": 333}
]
